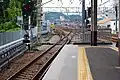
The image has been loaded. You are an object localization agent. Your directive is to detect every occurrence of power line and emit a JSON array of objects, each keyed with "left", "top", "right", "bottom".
[{"left": 98, "top": 0, "right": 110, "bottom": 7}]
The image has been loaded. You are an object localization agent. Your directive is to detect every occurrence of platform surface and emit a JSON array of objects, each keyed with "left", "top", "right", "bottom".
[
  {"left": 43, "top": 45, "right": 78, "bottom": 80},
  {"left": 85, "top": 47, "right": 120, "bottom": 80},
  {"left": 42, "top": 45, "right": 120, "bottom": 80}
]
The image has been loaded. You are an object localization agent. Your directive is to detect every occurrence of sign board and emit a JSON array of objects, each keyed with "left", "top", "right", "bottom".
[{"left": 17, "top": 16, "right": 23, "bottom": 24}]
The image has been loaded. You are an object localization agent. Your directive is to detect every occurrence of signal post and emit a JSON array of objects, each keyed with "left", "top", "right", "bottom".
[{"left": 22, "top": 0, "right": 34, "bottom": 50}]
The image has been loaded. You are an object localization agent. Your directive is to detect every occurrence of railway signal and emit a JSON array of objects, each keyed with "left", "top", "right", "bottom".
[
  {"left": 23, "top": 34, "right": 30, "bottom": 50},
  {"left": 22, "top": 0, "right": 33, "bottom": 18},
  {"left": 88, "top": 7, "right": 92, "bottom": 18},
  {"left": 23, "top": 34, "right": 30, "bottom": 43},
  {"left": 86, "top": 19, "right": 89, "bottom": 24},
  {"left": 22, "top": 0, "right": 35, "bottom": 50}
]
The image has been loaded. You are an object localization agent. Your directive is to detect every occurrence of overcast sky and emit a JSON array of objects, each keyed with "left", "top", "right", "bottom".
[{"left": 42, "top": 0, "right": 115, "bottom": 12}]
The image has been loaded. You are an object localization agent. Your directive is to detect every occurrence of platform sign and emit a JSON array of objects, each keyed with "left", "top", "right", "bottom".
[{"left": 17, "top": 16, "right": 23, "bottom": 25}]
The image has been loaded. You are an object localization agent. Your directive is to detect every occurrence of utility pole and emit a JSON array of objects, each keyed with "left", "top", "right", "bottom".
[
  {"left": 91, "top": 0, "right": 97, "bottom": 46},
  {"left": 118, "top": 0, "right": 120, "bottom": 66},
  {"left": 36, "top": 0, "right": 53, "bottom": 44},
  {"left": 82, "top": 0, "right": 85, "bottom": 42},
  {"left": 37, "top": 0, "right": 42, "bottom": 44},
  {"left": 91, "top": 0, "right": 93, "bottom": 46}
]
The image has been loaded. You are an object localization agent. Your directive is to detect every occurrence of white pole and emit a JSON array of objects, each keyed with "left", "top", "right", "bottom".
[{"left": 29, "top": 16, "right": 31, "bottom": 41}]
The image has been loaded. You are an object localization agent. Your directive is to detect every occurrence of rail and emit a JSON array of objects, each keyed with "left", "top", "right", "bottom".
[
  {"left": 0, "top": 36, "right": 37, "bottom": 69},
  {"left": 7, "top": 31, "right": 71, "bottom": 80}
]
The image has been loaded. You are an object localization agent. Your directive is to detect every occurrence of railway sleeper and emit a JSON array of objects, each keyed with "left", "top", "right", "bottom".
[
  {"left": 21, "top": 74, "right": 33, "bottom": 78},
  {"left": 22, "top": 71, "right": 36, "bottom": 75},
  {"left": 15, "top": 78, "right": 29, "bottom": 80},
  {"left": 17, "top": 75, "right": 33, "bottom": 79},
  {"left": 20, "top": 73, "right": 34, "bottom": 76}
]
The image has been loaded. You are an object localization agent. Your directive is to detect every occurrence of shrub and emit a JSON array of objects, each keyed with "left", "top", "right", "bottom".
[{"left": 0, "top": 22, "right": 21, "bottom": 32}]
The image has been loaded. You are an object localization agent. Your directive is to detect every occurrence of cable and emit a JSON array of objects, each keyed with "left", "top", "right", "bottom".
[{"left": 98, "top": 0, "right": 110, "bottom": 7}]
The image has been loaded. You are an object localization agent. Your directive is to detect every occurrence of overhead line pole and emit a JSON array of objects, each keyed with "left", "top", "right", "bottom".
[
  {"left": 37, "top": 0, "right": 42, "bottom": 44},
  {"left": 118, "top": 0, "right": 120, "bottom": 66},
  {"left": 91, "top": 0, "right": 93, "bottom": 46},
  {"left": 115, "top": 6, "right": 118, "bottom": 33},
  {"left": 36, "top": 0, "right": 54, "bottom": 44},
  {"left": 91, "top": 0, "right": 97, "bottom": 46},
  {"left": 82, "top": 0, "right": 85, "bottom": 42}
]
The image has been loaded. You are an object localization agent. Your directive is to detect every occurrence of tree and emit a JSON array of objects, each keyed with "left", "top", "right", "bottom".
[{"left": 6, "top": 0, "right": 22, "bottom": 21}]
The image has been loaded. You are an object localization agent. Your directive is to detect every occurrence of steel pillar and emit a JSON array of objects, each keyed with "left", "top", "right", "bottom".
[
  {"left": 91, "top": 0, "right": 97, "bottom": 46},
  {"left": 82, "top": 0, "right": 85, "bottom": 41},
  {"left": 115, "top": 6, "right": 118, "bottom": 33},
  {"left": 118, "top": 0, "right": 120, "bottom": 66},
  {"left": 37, "top": 0, "right": 42, "bottom": 43}
]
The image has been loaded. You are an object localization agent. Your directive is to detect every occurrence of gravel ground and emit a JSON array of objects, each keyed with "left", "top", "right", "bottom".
[
  {"left": 0, "top": 52, "right": 41, "bottom": 80},
  {"left": 0, "top": 45, "right": 50, "bottom": 80},
  {"left": 0, "top": 28, "right": 70, "bottom": 80}
]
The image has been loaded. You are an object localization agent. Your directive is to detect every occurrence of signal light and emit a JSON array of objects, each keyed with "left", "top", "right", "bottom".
[
  {"left": 88, "top": 7, "right": 92, "bottom": 18},
  {"left": 22, "top": 0, "right": 34, "bottom": 18},
  {"left": 86, "top": 20, "right": 89, "bottom": 24},
  {"left": 23, "top": 34, "right": 30, "bottom": 43},
  {"left": 24, "top": 4, "right": 31, "bottom": 11}
]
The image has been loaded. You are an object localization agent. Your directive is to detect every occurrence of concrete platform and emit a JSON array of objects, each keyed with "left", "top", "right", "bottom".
[
  {"left": 43, "top": 45, "right": 78, "bottom": 80},
  {"left": 42, "top": 45, "right": 120, "bottom": 80},
  {"left": 85, "top": 47, "right": 120, "bottom": 80}
]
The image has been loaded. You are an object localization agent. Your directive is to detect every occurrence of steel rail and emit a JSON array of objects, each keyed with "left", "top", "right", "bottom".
[{"left": 7, "top": 32, "right": 71, "bottom": 80}]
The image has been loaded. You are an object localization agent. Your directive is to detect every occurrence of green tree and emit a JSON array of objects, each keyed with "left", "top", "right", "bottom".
[{"left": 6, "top": 0, "right": 22, "bottom": 20}]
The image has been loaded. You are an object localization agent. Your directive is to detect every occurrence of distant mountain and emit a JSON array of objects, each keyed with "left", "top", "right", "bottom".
[
  {"left": 68, "top": 15, "right": 82, "bottom": 21},
  {"left": 45, "top": 12, "right": 82, "bottom": 21},
  {"left": 45, "top": 12, "right": 67, "bottom": 20}
]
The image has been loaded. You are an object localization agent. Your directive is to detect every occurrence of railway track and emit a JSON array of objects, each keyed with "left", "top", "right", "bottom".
[
  {"left": 98, "top": 35, "right": 118, "bottom": 43},
  {"left": 7, "top": 32, "right": 72, "bottom": 80}
]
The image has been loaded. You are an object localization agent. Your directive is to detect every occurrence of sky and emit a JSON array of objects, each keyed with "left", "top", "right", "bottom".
[{"left": 42, "top": 0, "right": 116, "bottom": 12}]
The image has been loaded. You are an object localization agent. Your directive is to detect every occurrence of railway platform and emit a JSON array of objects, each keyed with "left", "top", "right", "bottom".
[{"left": 42, "top": 45, "right": 120, "bottom": 80}]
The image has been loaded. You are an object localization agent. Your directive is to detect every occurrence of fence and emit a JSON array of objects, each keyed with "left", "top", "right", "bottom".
[
  {"left": 76, "top": 28, "right": 112, "bottom": 43},
  {"left": 0, "top": 27, "right": 37, "bottom": 46},
  {"left": 98, "top": 28, "right": 112, "bottom": 39}
]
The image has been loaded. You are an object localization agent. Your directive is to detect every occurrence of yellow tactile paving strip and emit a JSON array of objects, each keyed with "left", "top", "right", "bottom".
[
  {"left": 78, "top": 47, "right": 93, "bottom": 80},
  {"left": 110, "top": 47, "right": 118, "bottom": 52}
]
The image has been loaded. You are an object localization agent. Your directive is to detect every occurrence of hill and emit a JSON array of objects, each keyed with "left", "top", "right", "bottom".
[{"left": 45, "top": 12, "right": 82, "bottom": 21}]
